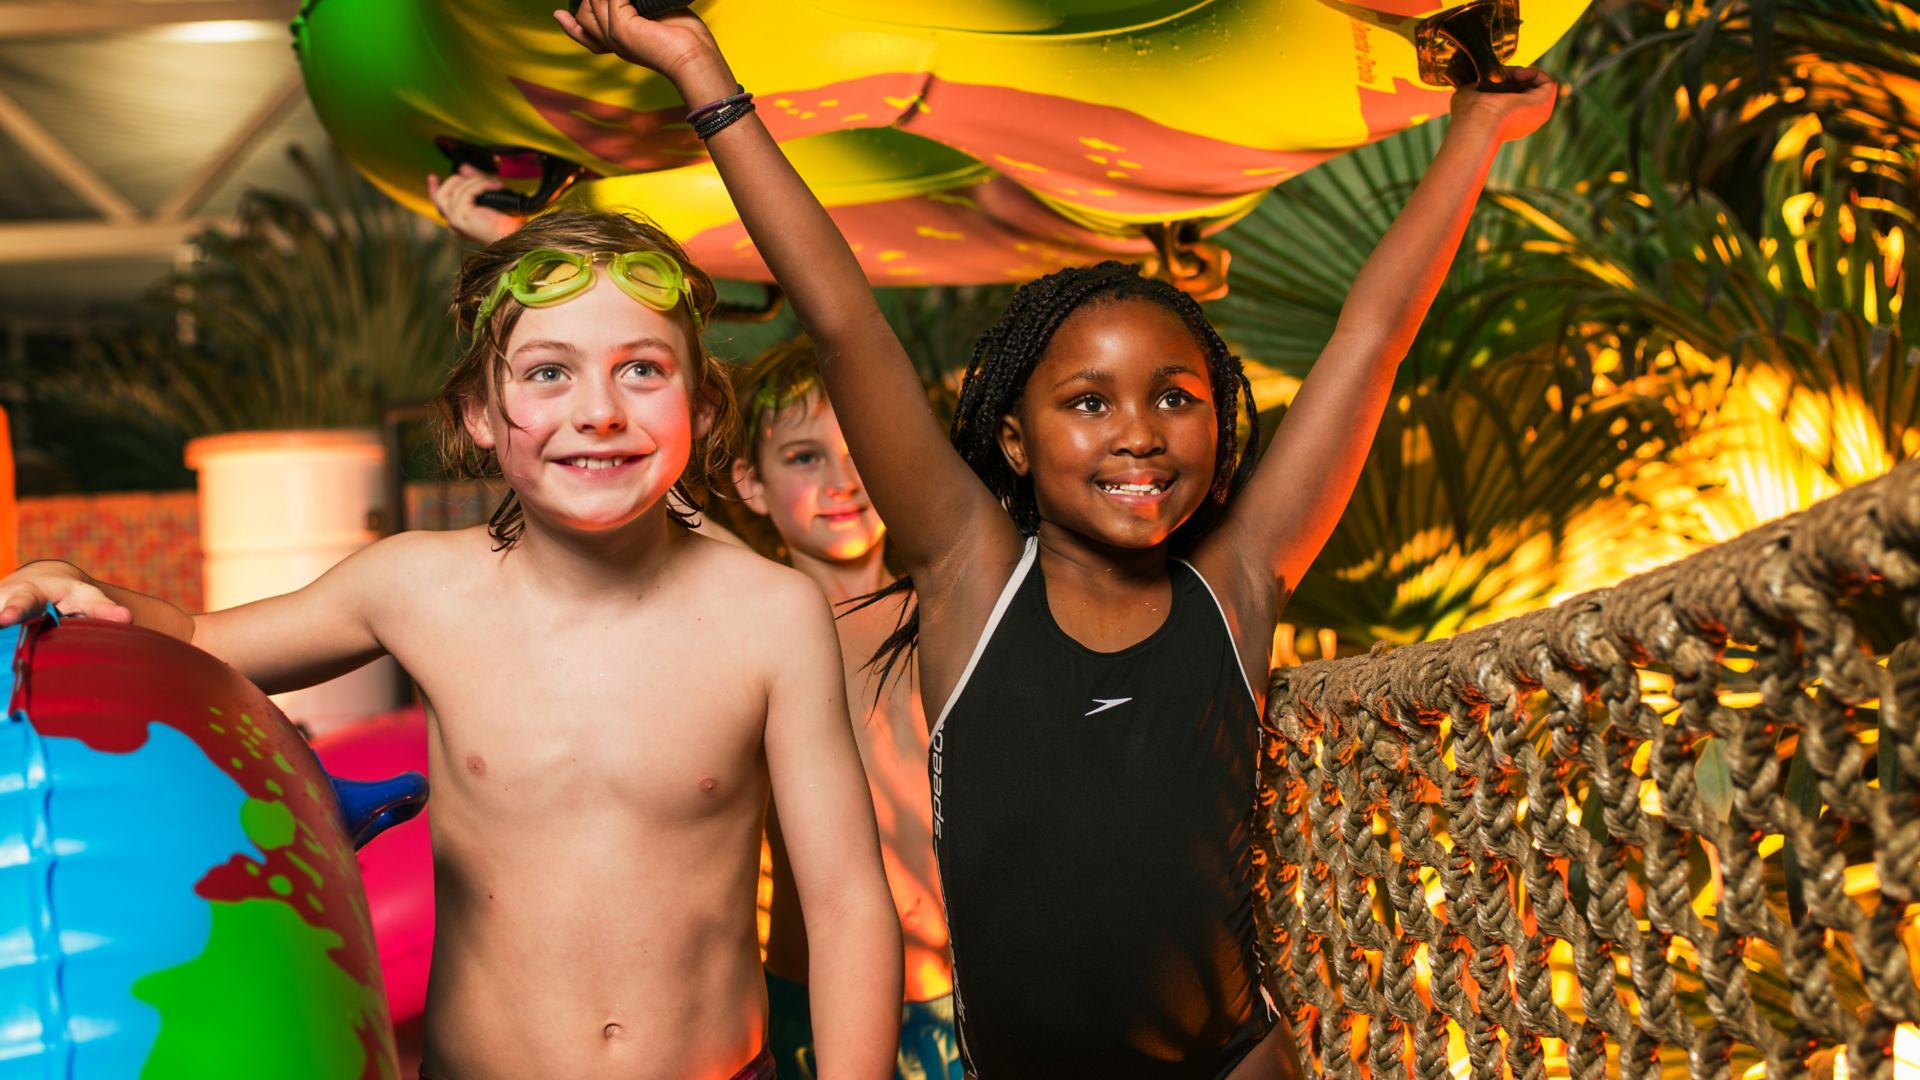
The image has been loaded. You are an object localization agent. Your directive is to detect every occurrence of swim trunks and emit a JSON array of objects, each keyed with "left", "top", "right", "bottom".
[
  {"left": 735, "top": 1042, "right": 778, "bottom": 1080},
  {"left": 929, "top": 537, "right": 1274, "bottom": 1077},
  {"left": 765, "top": 969, "right": 963, "bottom": 1079}
]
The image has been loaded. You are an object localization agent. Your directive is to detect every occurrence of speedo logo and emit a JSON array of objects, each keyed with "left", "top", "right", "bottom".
[
  {"left": 1085, "top": 697, "right": 1132, "bottom": 716},
  {"left": 930, "top": 728, "right": 945, "bottom": 839}
]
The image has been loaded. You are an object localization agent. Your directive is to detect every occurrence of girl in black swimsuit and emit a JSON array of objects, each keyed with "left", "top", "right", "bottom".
[{"left": 556, "top": 4, "right": 1560, "bottom": 1074}]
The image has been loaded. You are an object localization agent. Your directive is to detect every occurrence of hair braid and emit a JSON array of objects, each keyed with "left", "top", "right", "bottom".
[{"left": 860, "top": 261, "right": 1263, "bottom": 690}]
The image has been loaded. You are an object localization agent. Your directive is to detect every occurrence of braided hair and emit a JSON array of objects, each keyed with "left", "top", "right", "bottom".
[{"left": 861, "top": 260, "right": 1261, "bottom": 690}]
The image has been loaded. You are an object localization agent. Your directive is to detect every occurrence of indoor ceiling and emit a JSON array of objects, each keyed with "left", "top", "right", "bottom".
[{"left": 0, "top": 0, "right": 338, "bottom": 323}]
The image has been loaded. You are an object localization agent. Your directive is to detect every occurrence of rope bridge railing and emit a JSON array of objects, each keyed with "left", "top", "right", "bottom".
[{"left": 1261, "top": 458, "right": 1920, "bottom": 1080}]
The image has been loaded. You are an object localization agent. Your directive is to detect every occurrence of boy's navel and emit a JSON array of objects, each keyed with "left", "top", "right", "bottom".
[{"left": 602, "top": 1022, "right": 625, "bottom": 1041}]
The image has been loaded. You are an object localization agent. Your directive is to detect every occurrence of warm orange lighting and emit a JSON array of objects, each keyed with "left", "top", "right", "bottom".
[{"left": 1829, "top": 1023, "right": 1920, "bottom": 1078}]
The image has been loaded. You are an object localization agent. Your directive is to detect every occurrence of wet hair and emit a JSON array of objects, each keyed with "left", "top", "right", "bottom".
[
  {"left": 861, "top": 260, "right": 1261, "bottom": 689},
  {"left": 433, "top": 208, "right": 738, "bottom": 548},
  {"left": 734, "top": 335, "right": 822, "bottom": 466},
  {"left": 710, "top": 336, "right": 824, "bottom": 559}
]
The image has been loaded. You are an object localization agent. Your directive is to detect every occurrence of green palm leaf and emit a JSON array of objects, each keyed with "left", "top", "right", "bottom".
[{"left": 1278, "top": 353, "right": 1678, "bottom": 645}]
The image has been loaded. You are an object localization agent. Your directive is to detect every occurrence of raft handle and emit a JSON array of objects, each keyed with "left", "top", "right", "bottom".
[
  {"left": 1416, "top": 0, "right": 1524, "bottom": 91},
  {"left": 436, "top": 138, "right": 592, "bottom": 215},
  {"left": 1143, "top": 222, "right": 1231, "bottom": 303},
  {"left": 567, "top": 0, "right": 693, "bottom": 16}
]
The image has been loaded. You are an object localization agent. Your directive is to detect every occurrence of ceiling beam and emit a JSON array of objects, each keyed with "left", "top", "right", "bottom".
[
  {"left": 0, "top": 87, "right": 136, "bottom": 222},
  {"left": 157, "top": 72, "right": 305, "bottom": 220},
  {"left": 0, "top": 218, "right": 227, "bottom": 264},
  {"left": 0, "top": 0, "right": 300, "bottom": 38}
]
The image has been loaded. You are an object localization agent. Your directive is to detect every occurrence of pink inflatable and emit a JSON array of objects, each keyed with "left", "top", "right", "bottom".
[{"left": 310, "top": 707, "right": 434, "bottom": 1028}]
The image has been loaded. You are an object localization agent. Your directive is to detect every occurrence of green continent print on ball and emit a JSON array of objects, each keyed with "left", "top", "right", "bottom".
[{"left": 0, "top": 616, "right": 403, "bottom": 1079}]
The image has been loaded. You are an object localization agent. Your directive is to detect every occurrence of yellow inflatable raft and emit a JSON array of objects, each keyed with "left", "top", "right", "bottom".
[{"left": 293, "top": 0, "right": 1588, "bottom": 289}]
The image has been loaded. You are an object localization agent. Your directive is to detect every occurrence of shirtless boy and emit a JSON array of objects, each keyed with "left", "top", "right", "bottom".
[
  {"left": 0, "top": 209, "right": 902, "bottom": 1079},
  {"left": 731, "top": 341, "right": 959, "bottom": 1078}
]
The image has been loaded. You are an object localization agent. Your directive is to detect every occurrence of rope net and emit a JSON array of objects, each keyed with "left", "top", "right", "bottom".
[{"left": 1261, "top": 459, "right": 1920, "bottom": 1079}]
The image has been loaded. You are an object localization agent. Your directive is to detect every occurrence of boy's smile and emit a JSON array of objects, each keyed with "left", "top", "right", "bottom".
[
  {"left": 556, "top": 453, "right": 641, "bottom": 471},
  {"left": 466, "top": 276, "right": 708, "bottom": 536},
  {"left": 998, "top": 297, "right": 1218, "bottom": 550}
]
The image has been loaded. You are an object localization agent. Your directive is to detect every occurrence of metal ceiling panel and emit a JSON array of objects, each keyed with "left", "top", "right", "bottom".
[
  {"left": 195, "top": 98, "right": 335, "bottom": 215},
  {"left": 0, "top": 30, "right": 300, "bottom": 216},
  {"left": 0, "top": 118, "right": 97, "bottom": 222}
]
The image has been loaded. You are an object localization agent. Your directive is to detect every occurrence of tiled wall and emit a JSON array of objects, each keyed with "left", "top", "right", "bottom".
[
  {"left": 17, "top": 491, "right": 204, "bottom": 609},
  {"left": 16, "top": 482, "right": 498, "bottom": 612}
]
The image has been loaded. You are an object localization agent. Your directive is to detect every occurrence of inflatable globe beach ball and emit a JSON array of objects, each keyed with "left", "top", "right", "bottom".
[{"left": 0, "top": 615, "right": 427, "bottom": 1079}]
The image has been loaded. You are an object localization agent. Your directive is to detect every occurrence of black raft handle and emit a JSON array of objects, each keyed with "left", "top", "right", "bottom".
[
  {"left": 1416, "top": 0, "right": 1526, "bottom": 93},
  {"left": 568, "top": 0, "right": 695, "bottom": 15},
  {"left": 436, "top": 137, "right": 590, "bottom": 216}
]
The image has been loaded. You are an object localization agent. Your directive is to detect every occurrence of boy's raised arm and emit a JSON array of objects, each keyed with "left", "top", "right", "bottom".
[
  {"left": 1199, "top": 74, "right": 1559, "bottom": 600},
  {"left": 758, "top": 578, "right": 904, "bottom": 1077},
  {"left": 555, "top": 2, "right": 1018, "bottom": 576}
]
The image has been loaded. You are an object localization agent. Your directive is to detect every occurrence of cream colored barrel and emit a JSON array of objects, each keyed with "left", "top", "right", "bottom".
[{"left": 185, "top": 430, "right": 401, "bottom": 733}]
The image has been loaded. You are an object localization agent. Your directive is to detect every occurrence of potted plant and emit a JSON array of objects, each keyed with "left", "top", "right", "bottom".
[{"left": 68, "top": 150, "right": 460, "bottom": 731}]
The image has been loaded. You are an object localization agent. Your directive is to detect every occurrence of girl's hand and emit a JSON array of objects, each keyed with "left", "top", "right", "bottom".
[
  {"left": 1448, "top": 66, "right": 1558, "bottom": 142},
  {"left": 427, "top": 166, "right": 523, "bottom": 245},
  {"left": 554, "top": 0, "right": 735, "bottom": 101},
  {"left": 0, "top": 562, "right": 131, "bottom": 627}
]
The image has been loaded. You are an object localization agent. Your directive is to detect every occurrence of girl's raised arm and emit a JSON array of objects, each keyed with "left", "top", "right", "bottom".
[
  {"left": 1195, "top": 74, "right": 1558, "bottom": 615},
  {"left": 557, "top": 1, "right": 1019, "bottom": 579}
]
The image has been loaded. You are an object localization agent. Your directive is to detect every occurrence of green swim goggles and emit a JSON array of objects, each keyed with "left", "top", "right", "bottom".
[{"left": 475, "top": 248, "right": 702, "bottom": 331}]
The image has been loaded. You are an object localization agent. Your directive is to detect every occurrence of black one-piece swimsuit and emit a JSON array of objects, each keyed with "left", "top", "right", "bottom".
[{"left": 929, "top": 538, "right": 1273, "bottom": 1078}]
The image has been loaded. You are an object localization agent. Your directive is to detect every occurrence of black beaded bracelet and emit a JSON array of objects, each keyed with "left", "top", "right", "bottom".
[{"left": 693, "top": 99, "right": 755, "bottom": 140}]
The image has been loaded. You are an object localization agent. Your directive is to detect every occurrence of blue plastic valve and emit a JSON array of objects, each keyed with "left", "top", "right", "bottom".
[{"left": 328, "top": 772, "right": 430, "bottom": 849}]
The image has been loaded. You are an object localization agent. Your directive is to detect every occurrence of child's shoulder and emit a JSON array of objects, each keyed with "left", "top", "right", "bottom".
[
  {"left": 680, "top": 533, "right": 827, "bottom": 616},
  {"left": 669, "top": 535, "right": 841, "bottom": 685},
  {"left": 340, "top": 527, "right": 498, "bottom": 600},
  {"left": 679, "top": 534, "right": 835, "bottom": 635},
  {"left": 672, "top": 530, "right": 837, "bottom": 638},
  {"left": 359, "top": 526, "right": 494, "bottom": 570}
]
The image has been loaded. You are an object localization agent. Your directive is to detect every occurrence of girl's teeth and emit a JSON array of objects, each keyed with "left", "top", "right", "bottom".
[
  {"left": 569, "top": 456, "right": 627, "bottom": 470},
  {"left": 1101, "top": 481, "right": 1164, "bottom": 494}
]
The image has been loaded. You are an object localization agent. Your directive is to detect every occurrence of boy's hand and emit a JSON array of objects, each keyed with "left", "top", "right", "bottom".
[
  {"left": 0, "top": 562, "right": 132, "bottom": 627},
  {"left": 1449, "top": 67, "right": 1558, "bottom": 142},
  {"left": 427, "top": 166, "right": 523, "bottom": 246},
  {"left": 554, "top": 1, "right": 735, "bottom": 102}
]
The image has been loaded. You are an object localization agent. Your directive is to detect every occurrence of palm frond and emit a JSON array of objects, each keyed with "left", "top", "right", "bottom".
[
  {"left": 1280, "top": 353, "right": 1680, "bottom": 645},
  {"left": 1208, "top": 47, "right": 1648, "bottom": 385}
]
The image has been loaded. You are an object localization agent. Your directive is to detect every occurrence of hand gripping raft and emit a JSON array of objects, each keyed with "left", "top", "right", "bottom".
[
  {"left": 294, "top": 0, "right": 1589, "bottom": 292},
  {"left": 0, "top": 615, "right": 425, "bottom": 1079}
]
